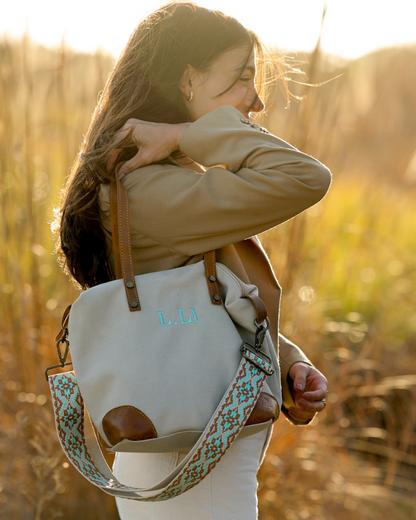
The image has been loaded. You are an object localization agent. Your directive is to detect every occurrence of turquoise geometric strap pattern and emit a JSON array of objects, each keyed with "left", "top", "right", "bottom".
[
  {"left": 48, "top": 354, "right": 270, "bottom": 501},
  {"left": 144, "top": 358, "right": 267, "bottom": 501},
  {"left": 49, "top": 372, "right": 138, "bottom": 492},
  {"left": 240, "top": 345, "right": 275, "bottom": 376}
]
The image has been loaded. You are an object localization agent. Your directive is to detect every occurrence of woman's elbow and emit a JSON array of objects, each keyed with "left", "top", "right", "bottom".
[{"left": 308, "top": 163, "right": 332, "bottom": 204}]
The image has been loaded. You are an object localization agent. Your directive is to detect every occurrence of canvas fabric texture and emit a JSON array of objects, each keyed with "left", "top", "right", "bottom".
[{"left": 68, "top": 259, "right": 280, "bottom": 453}]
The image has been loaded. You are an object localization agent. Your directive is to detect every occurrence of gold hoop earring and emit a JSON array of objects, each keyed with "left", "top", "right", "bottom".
[{"left": 186, "top": 91, "right": 193, "bottom": 102}]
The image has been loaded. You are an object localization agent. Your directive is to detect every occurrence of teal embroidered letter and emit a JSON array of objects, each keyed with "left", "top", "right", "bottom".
[
  {"left": 157, "top": 312, "right": 172, "bottom": 326},
  {"left": 178, "top": 309, "right": 192, "bottom": 324},
  {"left": 190, "top": 308, "right": 199, "bottom": 323}
]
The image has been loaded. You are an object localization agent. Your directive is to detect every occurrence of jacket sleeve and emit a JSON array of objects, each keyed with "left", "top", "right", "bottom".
[{"left": 123, "top": 104, "right": 332, "bottom": 255}]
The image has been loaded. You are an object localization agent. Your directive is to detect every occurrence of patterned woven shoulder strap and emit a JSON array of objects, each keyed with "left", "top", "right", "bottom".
[{"left": 48, "top": 353, "right": 272, "bottom": 501}]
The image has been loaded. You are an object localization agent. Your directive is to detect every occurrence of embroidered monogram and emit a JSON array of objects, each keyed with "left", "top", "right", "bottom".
[{"left": 157, "top": 308, "right": 199, "bottom": 326}]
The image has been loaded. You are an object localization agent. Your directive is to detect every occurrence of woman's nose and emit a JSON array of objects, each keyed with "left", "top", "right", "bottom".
[
  {"left": 251, "top": 94, "right": 265, "bottom": 113},
  {"left": 247, "top": 90, "right": 264, "bottom": 114}
]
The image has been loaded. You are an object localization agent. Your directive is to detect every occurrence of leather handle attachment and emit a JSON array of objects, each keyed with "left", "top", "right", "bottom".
[
  {"left": 110, "top": 167, "right": 221, "bottom": 311},
  {"left": 54, "top": 304, "right": 72, "bottom": 342},
  {"left": 242, "top": 294, "right": 268, "bottom": 324},
  {"left": 110, "top": 174, "right": 141, "bottom": 311},
  {"left": 204, "top": 250, "right": 222, "bottom": 306}
]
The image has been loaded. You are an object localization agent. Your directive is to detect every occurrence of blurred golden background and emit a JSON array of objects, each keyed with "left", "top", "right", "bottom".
[{"left": 1, "top": 18, "right": 416, "bottom": 520}]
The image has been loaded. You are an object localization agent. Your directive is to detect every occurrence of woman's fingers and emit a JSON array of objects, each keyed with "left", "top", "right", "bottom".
[
  {"left": 113, "top": 120, "right": 138, "bottom": 144},
  {"left": 288, "top": 394, "right": 326, "bottom": 422},
  {"left": 106, "top": 120, "right": 190, "bottom": 176},
  {"left": 117, "top": 152, "right": 144, "bottom": 178},
  {"left": 106, "top": 148, "right": 123, "bottom": 173},
  {"left": 287, "top": 362, "right": 327, "bottom": 422},
  {"left": 287, "top": 406, "right": 316, "bottom": 422},
  {"left": 296, "top": 396, "right": 326, "bottom": 412},
  {"left": 287, "top": 397, "right": 326, "bottom": 424},
  {"left": 106, "top": 120, "right": 139, "bottom": 173},
  {"left": 118, "top": 148, "right": 159, "bottom": 177},
  {"left": 302, "top": 387, "right": 327, "bottom": 402},
  {"left": 289, "top": 362, "right": 310, "bottom": 392}
]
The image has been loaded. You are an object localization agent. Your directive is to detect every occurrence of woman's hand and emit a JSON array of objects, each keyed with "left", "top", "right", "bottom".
[
  {"left": 106, "top": 119, "right": 191, "bottom": 178},
  {"left": 287, "top": 362, "right": 327, "bottom": 423}
]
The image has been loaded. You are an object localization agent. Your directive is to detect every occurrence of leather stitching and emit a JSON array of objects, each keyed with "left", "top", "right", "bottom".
[{"left": 112, "top": 176, "right": 141, "bottom": 311}]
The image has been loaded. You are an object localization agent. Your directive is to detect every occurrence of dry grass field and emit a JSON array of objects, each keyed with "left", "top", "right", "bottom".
[{"left": 1, "top": 36, "right": 416, "bottom": 519}]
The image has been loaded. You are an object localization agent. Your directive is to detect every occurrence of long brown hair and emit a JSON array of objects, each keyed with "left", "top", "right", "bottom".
[{"left": 54, "top": 1, "right": 268, "bottom": 289}]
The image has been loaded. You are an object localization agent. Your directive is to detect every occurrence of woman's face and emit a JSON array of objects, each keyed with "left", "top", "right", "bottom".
[{"left": 182, "top": 46, "right": 264, "bottom": 121}]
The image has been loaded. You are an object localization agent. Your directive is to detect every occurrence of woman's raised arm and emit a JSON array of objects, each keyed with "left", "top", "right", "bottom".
[
  {"left": 106, "top": 119, "right": 191, "bottom": 177},
  {"left": 110, "top": 105, "right": 332, "bottom": 257}
]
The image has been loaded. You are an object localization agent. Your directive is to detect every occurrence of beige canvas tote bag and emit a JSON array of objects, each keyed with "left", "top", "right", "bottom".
[{"left": 46, "top": 174, "right": 281, "bottom": 501}]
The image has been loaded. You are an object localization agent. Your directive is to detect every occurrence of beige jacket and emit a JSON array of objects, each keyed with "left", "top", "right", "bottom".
[{"left": 100, "top": 105, "right": 332, "bottom": 423}]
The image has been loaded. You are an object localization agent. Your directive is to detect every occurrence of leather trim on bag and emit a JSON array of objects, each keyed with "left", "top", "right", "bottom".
[
  {"left": 102, "top": 406, "right": 157, "bottom": 446},
  {"left": 55, "top": 304, "right": 72, "bottom": 342},
  {"left": 111, "top": 171, "right": 221, "bottom": 311},
  {"left": 245, "top": 392, "right": 278, "bottom": 426},
  {"left": 109, "top": 166, "right": 141, "bottom": 312},
  {"left": 242, "top": 294, "right": 268, "bottom": 324},
  {"left": 204, "top": 250, "right": 222, "bottom": 306},
  {"left": 110, "top": 181, "right": 122, "bottom": 280}
]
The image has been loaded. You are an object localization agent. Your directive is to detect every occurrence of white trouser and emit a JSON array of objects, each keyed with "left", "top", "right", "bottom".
[{"left": 113, "top": 427, "right": 271, "bottom": 520}]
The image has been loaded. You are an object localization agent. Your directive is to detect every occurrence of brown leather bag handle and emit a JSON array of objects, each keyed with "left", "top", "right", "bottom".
[
  {"left": 110, "top": 173, "right": 141, "bottom": 311},
  {"left": 109, "top": 169, "right": 222, "bottom": 311}
]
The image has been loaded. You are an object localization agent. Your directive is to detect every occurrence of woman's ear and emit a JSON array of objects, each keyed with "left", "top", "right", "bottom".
[{"left": 179, "top": 64, "right": 197, "bottom": 98}]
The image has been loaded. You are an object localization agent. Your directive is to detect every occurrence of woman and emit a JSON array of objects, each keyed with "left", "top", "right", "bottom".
[{"left": 55, "top": 2, "right": 331, "bottom": 518}]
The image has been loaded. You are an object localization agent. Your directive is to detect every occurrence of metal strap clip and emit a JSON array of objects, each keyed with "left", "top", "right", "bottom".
[
  {"left": 45, "top": 327, "right": 73, "bottom": 381},
  {"left": 254, "top": 317, "right": 270, "bottom": 349}
]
